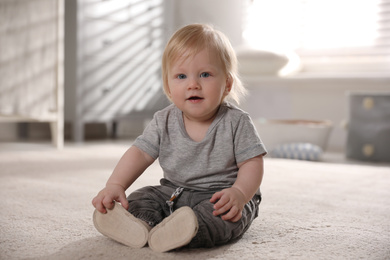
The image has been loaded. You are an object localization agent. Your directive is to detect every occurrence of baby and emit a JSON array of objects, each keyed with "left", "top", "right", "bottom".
[{"left": 92, "top": 23, "right": 267, "bottom": 252}]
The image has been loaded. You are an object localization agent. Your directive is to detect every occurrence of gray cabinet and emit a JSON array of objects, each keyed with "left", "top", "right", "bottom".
[
  {"left": 346, "top": 92, "right": 390, "bottom": 162},
  {"left": 65, "top": 0, "right": 169, "bottom": 141}
]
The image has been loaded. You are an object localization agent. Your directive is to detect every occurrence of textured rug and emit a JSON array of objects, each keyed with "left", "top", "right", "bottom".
[{"left": 0, "top": 142, "right": 389, "bottom": 260}]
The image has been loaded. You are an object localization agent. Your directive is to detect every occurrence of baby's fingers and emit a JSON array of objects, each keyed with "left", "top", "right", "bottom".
[
  {"left": 211, "top": 191, "right": 230, "bottom": 208},
  {"left": 221, "top": 206, "right": 241, "bottom": 222},
  {"left": 210, "top": 191, "right": 222, "bottom": 203},
  {"left": 230, "top": 212, "right": 243, "bottom": 222},
  {"left": 212, "top": 199, "right": 232, "bottom": 216},
  {"left": 92, "top": 197, "right": 107, "bottom": 214},
  {"left": 102, "top": 196, "right": 115, "bottom": 210},
  {"left": 213, "top": 195, "right": 229, "bottom": 211},
  {"left": 117, "top": 194, "right": 129, "bottom": 210}
]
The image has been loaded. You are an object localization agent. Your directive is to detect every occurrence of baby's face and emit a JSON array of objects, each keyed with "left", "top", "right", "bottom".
[{"left": 167, "top": 49, "right": 231, "bottom": 122}]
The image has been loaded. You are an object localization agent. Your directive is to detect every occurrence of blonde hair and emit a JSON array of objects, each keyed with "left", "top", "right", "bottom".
[{"left": 162, "top": 24, "right": 246, "bottom": 104}]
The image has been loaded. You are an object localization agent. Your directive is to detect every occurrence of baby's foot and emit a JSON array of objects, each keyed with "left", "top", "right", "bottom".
[
  {"left": 93, "top": 202, "right": 150, "bottom": 248},
  {"left": 148, "top": 206, "right": 198, "bottom": 252}
]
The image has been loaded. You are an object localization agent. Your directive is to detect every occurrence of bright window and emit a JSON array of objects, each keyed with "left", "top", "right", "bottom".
[{"left": 243, "top": 0, "right": 390, "bottom": 74}]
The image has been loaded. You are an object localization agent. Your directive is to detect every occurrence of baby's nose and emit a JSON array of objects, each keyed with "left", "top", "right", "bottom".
[{"left": 187, "top": 78, "right": 200, "bottom": 90}]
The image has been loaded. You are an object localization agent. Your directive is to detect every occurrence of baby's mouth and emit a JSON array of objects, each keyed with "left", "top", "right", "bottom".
[{"left": 187, "top": 96, "right": 204, "bottom": 101}]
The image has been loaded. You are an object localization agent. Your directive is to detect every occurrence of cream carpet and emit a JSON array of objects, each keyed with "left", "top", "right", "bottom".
[{"left": 0, "top": 141, "right": 389, "bottom": 260}]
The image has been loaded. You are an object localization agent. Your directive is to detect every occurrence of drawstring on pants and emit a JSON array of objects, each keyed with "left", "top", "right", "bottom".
[{"left": 166, "top": 187, "right": 184, "bottom": 215}]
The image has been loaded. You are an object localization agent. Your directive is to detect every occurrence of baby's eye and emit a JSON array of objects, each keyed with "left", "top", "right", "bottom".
[
  {"left": 200, "top": 72, "right": 210, "bottom": 78},
  {"left": 177, "top": 74, "right": 187, "bottom": 79}
]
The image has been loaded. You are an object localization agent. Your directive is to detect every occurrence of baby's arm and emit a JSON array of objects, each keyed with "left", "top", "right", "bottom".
[
  {"left": 210, "top": 154, "right": 264, "bottom": 222},
  {"left": 92, "top": 145, "right": 155, "bottom": 213}
]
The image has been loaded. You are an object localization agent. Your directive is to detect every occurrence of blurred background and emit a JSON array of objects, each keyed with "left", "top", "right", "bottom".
[{"left": 0, "top": 0, "right": 389, "bottom": 158}]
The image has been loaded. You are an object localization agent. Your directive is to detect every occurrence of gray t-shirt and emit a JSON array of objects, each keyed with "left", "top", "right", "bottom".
[{"left": 133, "top": 102, "right": 267, "bottom": 192}]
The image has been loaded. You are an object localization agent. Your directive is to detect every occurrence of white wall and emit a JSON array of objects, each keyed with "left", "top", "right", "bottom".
[
  {"left": 241, "top": 76, "right": 390, "bottom": 152},
  {"left": 169, "top": 0, "right": 246, "bottom": 47}
]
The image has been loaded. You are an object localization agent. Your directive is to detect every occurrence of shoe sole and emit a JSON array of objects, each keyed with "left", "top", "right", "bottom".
[
  {"left": 148, "top": 206, "right": 198, "bottom": 252},
  {"left": 93, "top": 202, "right": 148, "bottom": 248}
]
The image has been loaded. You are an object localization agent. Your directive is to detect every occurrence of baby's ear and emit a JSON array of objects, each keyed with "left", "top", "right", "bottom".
[{"left": 225, "top": 75, "right": 233, "bottom": 93}]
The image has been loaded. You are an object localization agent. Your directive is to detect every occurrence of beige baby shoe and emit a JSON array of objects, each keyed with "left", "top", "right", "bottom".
[
  {"left": 148, "top": 206, "right": 198, "bottom": 252},
  {"left": 93, "top": 202, "right": 151, "bottom": 248}
]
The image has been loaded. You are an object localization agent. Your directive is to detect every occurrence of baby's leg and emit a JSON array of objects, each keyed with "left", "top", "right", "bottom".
[
  {"left": 188, "top": 196, "right": 260, "bottom": 248},
  {"left": 127, "top": 185, "right": 173, "bottom": 227}
]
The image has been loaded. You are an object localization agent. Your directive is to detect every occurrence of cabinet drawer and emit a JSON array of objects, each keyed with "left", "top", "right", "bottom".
[
  {"left": 82, "top": 0, "right": 164, "bottom": 23},
  {"left": 82, "top": 0, "right": 132, "bottom": 21},
  {"left": 81, "top": 19, "right": 164, "bottom": 62},
  {"left": 81, "top": 58, "right": 162, "bottom": 121}
]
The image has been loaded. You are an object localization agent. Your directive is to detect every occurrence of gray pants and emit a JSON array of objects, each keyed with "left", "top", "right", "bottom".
[{"left": 127, "top": 178, "right": 261, "bottom": 248}]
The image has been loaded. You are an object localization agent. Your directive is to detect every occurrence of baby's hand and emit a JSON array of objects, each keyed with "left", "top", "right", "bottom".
[
  {"left": 92, "top": 184, "right": 129, "bottom": 214},
  {"left": 209, "top": 187, "right": 246, "bottom": 222}
]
